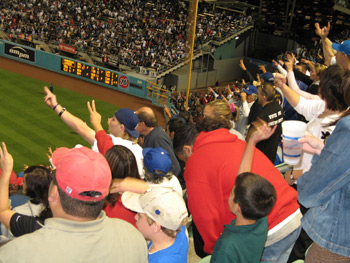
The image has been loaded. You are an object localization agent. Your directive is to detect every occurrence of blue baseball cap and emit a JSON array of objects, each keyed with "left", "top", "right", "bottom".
[
  {"left": 143, "top": 147, "right": 172, "bottom": 176},
  {"left": 242, "top": 85, "right": 258, "bottom": 95},
  {"left": 332, "top": 40, "right": 350, "bottom": 58},
  {"left": 260, "top": 72, "right": 274, "bottom": 83},
  {"left": 114, "top": 108, "right": 139, "bottom": 138}
]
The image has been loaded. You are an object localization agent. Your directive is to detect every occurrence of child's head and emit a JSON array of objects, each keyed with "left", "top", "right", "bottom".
[
  {"left": 23, "top": 166, "right": 52, "bottom": 205},
  {"left": 143, "top": 147, "right": 172, "bottom": 183},
  {"left": 229, "top": 172, "right": 276, "bottom": 220},
  {"left": 122, "top": 187, "right": 188, "bottom": 239}
]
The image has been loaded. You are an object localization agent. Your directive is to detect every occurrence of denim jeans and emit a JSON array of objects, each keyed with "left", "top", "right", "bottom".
[{"left": 261, "top": 226, "right": 301, "bottom": 263}]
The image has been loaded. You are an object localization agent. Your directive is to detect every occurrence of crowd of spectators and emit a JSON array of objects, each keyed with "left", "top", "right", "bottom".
[
  {"left": 162, "top": 21, "right": 350, "bottom": 262},
  {"left": 1, "top": 1, "right": 350, "bottom": 260},
  {"left": 0, "top": 0, "right": 252, "bottom": 72}
]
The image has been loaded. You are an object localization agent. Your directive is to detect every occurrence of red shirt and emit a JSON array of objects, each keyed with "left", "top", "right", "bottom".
[
  {"left": 185, "top": 128, "right": 299, "bottom": 253},
  {"left": 104, "top": 196, "right": 137, "bottom": 228}
]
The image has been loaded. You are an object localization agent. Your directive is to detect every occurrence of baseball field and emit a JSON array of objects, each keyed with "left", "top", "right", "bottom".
[
  {"left": 0, "top": 57, "right": 163, "bottom": 174},
  {"left": 0, "top": 68, "right": 118, "bottom": 173}
]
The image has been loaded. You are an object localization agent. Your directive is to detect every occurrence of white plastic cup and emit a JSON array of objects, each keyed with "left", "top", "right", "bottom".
[{"left": 282, "top": 121, "right": 307, "bottom": 165}]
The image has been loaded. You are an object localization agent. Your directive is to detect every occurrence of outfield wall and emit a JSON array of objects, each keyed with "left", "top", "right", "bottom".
[{"left": 0, "top": 40, "right": 168, "bottom": 107}]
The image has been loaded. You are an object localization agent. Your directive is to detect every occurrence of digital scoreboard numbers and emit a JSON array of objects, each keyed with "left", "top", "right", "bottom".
[{"left": 61, "top": 59, "right": 119, "bottom": 87}]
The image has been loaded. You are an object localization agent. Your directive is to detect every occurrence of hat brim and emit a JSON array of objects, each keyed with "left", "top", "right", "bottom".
[
  {"left": 332, "top": 42, "right": 341, "bottom": 52},
  {"left": 243, "top": 90, "right": 254, "bottom": 95},
  {"left": 121, "top": 191, "right": 144, "bottom": 213},
  {"left": 125, "top": 127, "right": 139, "bottom": 138},
  {"left": 51, "top": 147, "right": 70, "bottom": 167}
]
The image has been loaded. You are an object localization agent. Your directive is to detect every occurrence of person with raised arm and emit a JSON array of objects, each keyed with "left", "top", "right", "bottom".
[
  {"left": 275, "top": 64, "right": 349, "bottom": 185},
  {"left": 43, "top": 86, "right": 144, "bottom": 177},
  {"left": 0, "top": 144, "right": 148, "bottom": 262}
]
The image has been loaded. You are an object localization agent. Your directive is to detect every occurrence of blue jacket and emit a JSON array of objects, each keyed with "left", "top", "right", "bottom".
[{"left": 298, "top": 115, "right": 350, "bottom": 257}]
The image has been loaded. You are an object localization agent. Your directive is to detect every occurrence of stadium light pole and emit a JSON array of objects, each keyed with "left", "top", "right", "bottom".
[{"left": 184, "top": 0, "right": 199, "bottom": 110}]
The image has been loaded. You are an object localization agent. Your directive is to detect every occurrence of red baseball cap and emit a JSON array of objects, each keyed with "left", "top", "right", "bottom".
[{"left": 52, "top": 147, "right": 111, "bottom": 202}]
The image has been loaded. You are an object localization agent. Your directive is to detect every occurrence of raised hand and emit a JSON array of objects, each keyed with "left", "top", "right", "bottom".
[
  {"left": 250, "top": 123, "right": 277, "bottom": 145},
  {"left": 258, "top": 65, "right": 267, "bottom": 73},
  {"left": 274, "top": 73, "right": 287, "bottom": 88},
  {"left": 87, "top": 100, "right": 103, "bottom": 132},
  {"left": 315, "top": 22, "right": 330, "bottom": 39},
  {"left": 285, "top": 54, "right": 294, "bottom": 72},
  {"left": 46, "top": 146, "right": 53, "bottom": 160},
  {"left": 239, "top": 59, "right": 246, "bottom": 71},
  {"left": 208, "top": 87, "right": 214, "bottom": 94},
  {"left": 43, "top": 86, "right": 59, "bottom": 109},
  {"left": 0, "top": 142, "right": 14, "bottom": 175},
  {"left": 272, "top": 60, "right": 279, "bottom": 68}
]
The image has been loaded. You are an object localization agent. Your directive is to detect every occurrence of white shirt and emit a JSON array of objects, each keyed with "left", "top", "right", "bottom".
[{"left": 92, "top": 135, "right": 144, "bottom": 178}]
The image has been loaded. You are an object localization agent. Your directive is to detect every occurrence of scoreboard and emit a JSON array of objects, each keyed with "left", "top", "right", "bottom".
[{"left": 61, "top": 58, "right": 119, "bottom": 87}]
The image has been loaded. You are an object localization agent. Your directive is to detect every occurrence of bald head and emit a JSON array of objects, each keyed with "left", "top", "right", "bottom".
[{"left": 136, "top": 107, "right": 158, "bottom": 127}]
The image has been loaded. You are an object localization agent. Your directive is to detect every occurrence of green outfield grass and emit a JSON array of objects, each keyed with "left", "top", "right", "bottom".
[{"left": 0, "top": 69, "right": 119, "bottom": 173}]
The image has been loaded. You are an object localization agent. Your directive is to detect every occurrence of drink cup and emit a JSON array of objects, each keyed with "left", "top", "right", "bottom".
[{"left": 282, "top": 120, "right": 307, "bottom": 165}]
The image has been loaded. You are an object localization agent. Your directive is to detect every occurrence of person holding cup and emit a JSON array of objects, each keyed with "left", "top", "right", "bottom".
[
  {"left": 296, "top": 88, "right": 350, "bottom": 262},
  {"left": 274, "top": 64, "right": 349, "bottom": 185}
]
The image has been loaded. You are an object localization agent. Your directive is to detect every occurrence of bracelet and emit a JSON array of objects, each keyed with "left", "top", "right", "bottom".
[
  {"left": 58, "top": 108, "right": 66, "bottom": 117},
  {"left": 52, "top": 104, "right": 59, "bottom": 110}
]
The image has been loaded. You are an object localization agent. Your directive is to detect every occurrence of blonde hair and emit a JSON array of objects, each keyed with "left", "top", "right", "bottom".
[
  {"left": 145, "top": 214, "right": 188, "bottom": 238},
  {"left": 206, "top": 100, "right": 233, "bottom": 128}
]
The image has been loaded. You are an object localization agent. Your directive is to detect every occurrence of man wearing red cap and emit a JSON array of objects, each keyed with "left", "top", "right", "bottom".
[{"left": 0, "top": 143, "right": 148, "bottom": 262}]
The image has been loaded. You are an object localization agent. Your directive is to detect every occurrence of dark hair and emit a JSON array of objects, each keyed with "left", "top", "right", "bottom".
[
  {"left": 295, "top": 62, "right": 308, "bottom": 73},
  {"left": 143, "top": 170, "right": 173, "bottom": 184},
  {"left": 167, "top": 117, "right": 186, "bottom": 134},
  {"left": 137, "top": 110, "right": 158, "bottom": 127},
  {"left": 259, "top": 82, "right": 275, "bottom": 102},
  {"left": 104, "top": 145, "right": 140, "bottom": 207},
  {"left": 198, "top": 116, "right": 231, "bottom": 132},
  {"left": 234, "top": 172, "right": 276, "bottom": 220},
  {"left": 330, "top": 66, "right": 350, "bottom": 125},
  {"left": 179, "top": 110, "right": 191, "bottom": 123},
  {"left": 53, "top": 175, "right": 104, "bottom": 219},
  {"left": 24, "top": 166, "right": 52, "bottom": 205},
  {"left": 318, "top": 65, "right": 350, "bottom": 112},
  {"left": 173, "top": 123, "right": 198, "bottom": 155},
  {"left": 24, "top": 166, "right": 53, "bottom": 220}
]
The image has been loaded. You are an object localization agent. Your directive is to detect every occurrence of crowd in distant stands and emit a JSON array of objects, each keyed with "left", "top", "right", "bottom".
[
  {"left": 1, "top": 17, "right": 350, "bottom": 262},
  {"left": 168, "top": 24, "right": 348, "bottom": 128},
  {"left": 0, "top": 0, "right": 252, "bottom": 71}
]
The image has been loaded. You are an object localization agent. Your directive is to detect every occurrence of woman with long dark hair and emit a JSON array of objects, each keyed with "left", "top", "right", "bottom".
[{"left": 103, "top": 145, "right": 140, "bottom": 227}]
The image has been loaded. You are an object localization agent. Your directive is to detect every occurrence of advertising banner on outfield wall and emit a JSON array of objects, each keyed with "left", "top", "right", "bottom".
[
  {"left": 4, "top": 43, "right": 35, "bottom": 62},
  {"left": 59, "top": 44, "right": 76, "bottom": 54}
]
